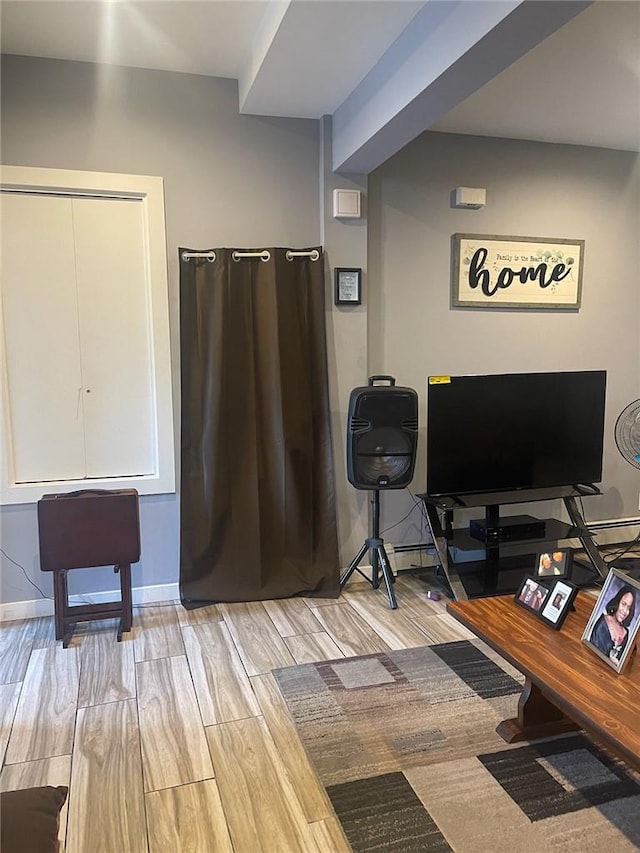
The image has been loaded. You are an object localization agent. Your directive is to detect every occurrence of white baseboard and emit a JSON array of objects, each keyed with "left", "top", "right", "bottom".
[
  {"left": 341, "top": 562, "right": 376, "bottom": 586},
  {"left": 0, "top": 581, "right": 179, "bottom": 623},
  {"left": 341, "top": 543, "right": 438, "bottom": 585},
  {"left": 0, "top": 597, "right": 55, "bottom": 622},
  {"left": 2, "top": 555, "right": 441, "bottom": 621}
]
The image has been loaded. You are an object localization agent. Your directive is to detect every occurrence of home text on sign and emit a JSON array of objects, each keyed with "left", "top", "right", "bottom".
[{"left": 468, "top": 247, "right": 571, "bottom": 297}]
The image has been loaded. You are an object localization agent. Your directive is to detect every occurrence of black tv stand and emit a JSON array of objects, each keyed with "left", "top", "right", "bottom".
[{"left": 418, "top": 485, "right": 608, "bottom": 601}]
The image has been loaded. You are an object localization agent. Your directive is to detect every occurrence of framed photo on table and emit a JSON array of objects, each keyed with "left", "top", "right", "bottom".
[
  {"left": 535, "top": 549, "right": 572, "bottom": 579},
  {"left": 581, "top": 568, "right": 640, "bottom": 673},
  {"left": 516, "top": 577, "right": 550, "bottom": 614},
  {"left": 334, "top": 267, "right": 362, "bottom": 305},
  {"left": 515, "top": 576, "right": 577, "bottom": 630},
  {"left": 540, "top": 579, "right": 578, "bottom": 629}
]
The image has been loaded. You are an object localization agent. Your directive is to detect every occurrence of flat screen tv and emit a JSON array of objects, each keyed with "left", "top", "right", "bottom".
[{"left": 426, "top": 370, "right": 607, "bottom": 498}]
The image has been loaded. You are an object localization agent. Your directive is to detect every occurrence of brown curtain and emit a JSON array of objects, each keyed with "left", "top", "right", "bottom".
[{"left": 179, "top": 247, "right": 340, "bottom": 604}]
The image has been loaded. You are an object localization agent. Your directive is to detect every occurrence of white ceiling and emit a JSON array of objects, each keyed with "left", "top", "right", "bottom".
[
  {"left": 0, "top": 0, "right": 424, "bottom": 116},
  {"left": 2, "top": 0, "right": 639, "bottom": 172},
  {"left": 431, "top": 0, "right": 640, "bottom": 153}
]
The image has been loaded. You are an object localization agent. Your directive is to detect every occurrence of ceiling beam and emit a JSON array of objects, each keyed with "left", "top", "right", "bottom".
[
  {"left": 331, "top": 0, "right": 593, "bottom": 175},
  {"left": 238, "top": 0, "right": 424, "bottom": 119}
]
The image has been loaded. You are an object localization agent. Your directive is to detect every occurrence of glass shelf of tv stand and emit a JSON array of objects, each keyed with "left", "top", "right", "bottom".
[
  {"left": 420, "top": 483, "right": 601, "bottom": 512},
  {"left": 449, "top": 517, "right": 578, "bottom": 553},
  {"left": 418, "top": 485, "right": 606, "bottom": 600}
]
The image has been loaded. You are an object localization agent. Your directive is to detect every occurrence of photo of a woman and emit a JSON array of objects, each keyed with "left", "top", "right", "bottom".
[
  {"left": 537, "top": 553, "right": 555, "bottom": 577},
  {"left": 589, "top": 585, "right": 636, "bottom": 661},
  {"left": 582, "top": 568, "right": 640, "bottom": 673},
  {"left": 536, "top": 549, "right": 570, "bottom": 578}
]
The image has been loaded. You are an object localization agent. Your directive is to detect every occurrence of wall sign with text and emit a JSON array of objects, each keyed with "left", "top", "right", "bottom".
[
  {"left": 452, "top": 233, "right": 584, "bottom": 310},
  {"left": 334, "top": 267, "right": 362, "bottom": 306}
]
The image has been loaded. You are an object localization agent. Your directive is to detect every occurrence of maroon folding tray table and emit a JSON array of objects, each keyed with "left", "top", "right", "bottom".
[{"left": 37, "top": 489, "right": 140, "bottom": 647}]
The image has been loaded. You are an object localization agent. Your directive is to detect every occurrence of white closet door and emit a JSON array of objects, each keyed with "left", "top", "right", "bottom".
[
  {"left": 1, "top": 192, "right": 86, "bottom": 482},
  {"left": 73, "top": 197, "right": 155, "bottom": 478}
]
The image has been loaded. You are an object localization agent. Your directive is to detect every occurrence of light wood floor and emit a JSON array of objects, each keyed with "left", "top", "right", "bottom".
[{"left": 0, "top": 573, "right": 478, "bottom": 853}]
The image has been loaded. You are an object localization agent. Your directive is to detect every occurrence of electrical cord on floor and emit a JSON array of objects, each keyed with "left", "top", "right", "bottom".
[
  {"left": 602, "top": 528, "right": 640, "bottom": 565},
  {"left": 379, "top": 489, "right": 426, "bottom": 537},
  {"left": 0, "top": 547, "right": 51, "bottom": 599},
  {"left": 574, "top": 499, "right": 640, "bottom": 567},
  {"left": 0, "top": 547, "right": 123, "bottom": 607},
  {"left": 406, "top": 488, "right": 433, "bottom": 570},
  {"left": 377, "top": 489, "right": 436, "bottom": 571},
  {"left": 0, "top": 547, "right": 185, "bottom": 616}
]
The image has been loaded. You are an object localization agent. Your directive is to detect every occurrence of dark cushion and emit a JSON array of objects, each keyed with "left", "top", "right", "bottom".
[{"left": 0, "top": 786, "right": 68, "bottom": 853}]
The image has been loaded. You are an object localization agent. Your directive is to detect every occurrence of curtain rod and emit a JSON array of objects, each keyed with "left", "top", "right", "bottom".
[
  {"left": 286, "top": 250, "right": 320, "bottom": 261},
  {"left": 181, "top": 251, "right": 215, "bottom": 262},
  {"left": 181, "top": 249, "right": 320, "bottom": 263},
  {"left": 233, "top": 250, "right": 270, "bottom": 262},
  {"left": 232, "top": 250, "right": 321, "bottom": 262}
]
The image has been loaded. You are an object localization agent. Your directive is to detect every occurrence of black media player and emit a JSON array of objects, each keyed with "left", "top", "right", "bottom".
[{"left": 469, "top": 515, "right": 546, "bottom": 544}]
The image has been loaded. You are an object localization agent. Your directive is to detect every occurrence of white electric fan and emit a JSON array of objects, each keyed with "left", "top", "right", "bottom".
[
  {"left": 615, "top": 400, "right": 640, "bottom": 470},
  {"left": 612, "top": 400, "right": 640, "bottom": 575}
]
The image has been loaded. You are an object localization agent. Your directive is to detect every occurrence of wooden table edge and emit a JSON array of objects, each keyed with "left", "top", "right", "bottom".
[{"left": 447, "top": 594, "right": 640, "bottom": 772}]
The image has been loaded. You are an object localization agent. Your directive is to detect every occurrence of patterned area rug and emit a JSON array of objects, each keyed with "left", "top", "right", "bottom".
[{"left": 272, "top": 641, "right": 640, "bottom": 852}]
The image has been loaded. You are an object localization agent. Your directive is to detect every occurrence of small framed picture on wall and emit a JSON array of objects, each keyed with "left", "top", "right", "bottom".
[{"left": 334, "top": 268, "right": 362, "bottom": 305}]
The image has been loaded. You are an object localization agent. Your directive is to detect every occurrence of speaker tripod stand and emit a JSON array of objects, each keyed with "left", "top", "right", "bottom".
[{"left": 339, "top": 489, "right": 397, "bottom": 609}]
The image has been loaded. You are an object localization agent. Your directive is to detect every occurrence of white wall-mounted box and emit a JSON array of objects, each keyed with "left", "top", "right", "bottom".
[
  {"left": 453, "top": 187, "right": 486, "bottom": 209},
  {"left": 333, "top": 188, "right": 361, "bottom": 219}
]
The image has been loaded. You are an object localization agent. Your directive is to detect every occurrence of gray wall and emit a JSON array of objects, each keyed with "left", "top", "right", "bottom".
[
  {"left": 368, "top": 131, "right": 640, "bottom": 538},
  {"left": 319, "top": 117, "right": 370, "bottom": 565},
  {"left": 3, "top": 54, "right": 639, "bottom": 606},
  {"left": 0, "top": 54, "right": 321, "bottom": 604}
]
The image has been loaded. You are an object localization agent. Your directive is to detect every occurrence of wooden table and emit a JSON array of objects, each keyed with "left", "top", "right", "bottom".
[{"left": 447, "top": 592, "right": 640, "bottom": 771}]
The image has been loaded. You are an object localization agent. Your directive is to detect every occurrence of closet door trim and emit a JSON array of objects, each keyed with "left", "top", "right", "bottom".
[{"left": 0, "top": 165, "right": 175, "bottom": 505}]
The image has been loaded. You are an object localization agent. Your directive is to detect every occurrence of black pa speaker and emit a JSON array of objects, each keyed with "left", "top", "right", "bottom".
[{"left": 347, "top": 376, "right": 418, "bottom": 489}]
